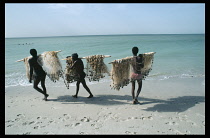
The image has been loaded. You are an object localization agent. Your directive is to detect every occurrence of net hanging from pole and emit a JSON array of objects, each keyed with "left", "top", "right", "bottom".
[
  {"left": 85, "top": 55, "right": 110, "bottom": 82},
  {"left": 64, "top": 56, "right": 79, "bottom": 84},
  {"left": 37, "top": 51, "right": 63, "bottom": 82},
  {"left": 110, "top": 52, "right": 155, "bottom": 91}
]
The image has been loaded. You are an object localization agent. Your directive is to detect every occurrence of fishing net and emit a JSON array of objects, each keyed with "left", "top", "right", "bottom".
[
  {"left": 110, "top": 52, "right": 155, "bottom": 90},
  {"left": 64, "top": 56, "right": 79, "bottom": 83},
  {"left": 37, "top": 51, "right": 63, "bottom": 82},
  {"left": 20, "top": 51, "right": 68, "bottom": 88},
  {"left": 140, "top": 52, "right": 155, "bottom": 79},
  {"left": 86, "top": 55, "right": 110, "bottom": 82},
  {"left": 23, "top": 56, "right": 32, "bottom": 80},
  {"left": 110, "top": 57, "right": 133, "bottom": 90}
]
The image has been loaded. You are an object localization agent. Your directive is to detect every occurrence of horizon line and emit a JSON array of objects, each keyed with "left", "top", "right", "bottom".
[{"left": 5, "top": 33, "right": 205, "bottom": 39}]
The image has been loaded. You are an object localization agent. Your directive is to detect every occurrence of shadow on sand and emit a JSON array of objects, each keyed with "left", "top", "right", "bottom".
[
  {"left": 48, "top": 94, "right": 205, "bottom": 113},
  {"left": 142, "top": 96, "right": 205, "bottom": 112}
]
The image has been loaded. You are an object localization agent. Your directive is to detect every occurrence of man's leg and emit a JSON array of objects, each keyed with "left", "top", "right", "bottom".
[
  {"left": 135, "top": 80, "right": 142, "bottom": 103},
  {"left": 33, "top": 76, "right": 45, "bottom": 96},
  {"left": 81, "top": 79, "right": 93, "bottom": 98},
  {"left": 131, "top": 81, "right": 136, "bottom": 104},
  {"left": 40, "top": 75, "right": 49, "bottom": 101},
  {"left": 72, "top": 81, "right": 80, "bottom": 98}
]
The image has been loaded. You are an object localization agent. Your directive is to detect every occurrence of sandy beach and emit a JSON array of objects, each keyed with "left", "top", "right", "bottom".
[{"left": 5, "top": 77, "right": 205, "bottom": 135}]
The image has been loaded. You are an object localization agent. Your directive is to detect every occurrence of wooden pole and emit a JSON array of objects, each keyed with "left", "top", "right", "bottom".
[
  {"left": 15, "top": 50, "right": 62, "bottom": 62},
  {"left": 61, "top": 55, "right": 111, "bottom": 60},
  {"left": 108, "top": 52, "right": 156, "bottom": 64}
]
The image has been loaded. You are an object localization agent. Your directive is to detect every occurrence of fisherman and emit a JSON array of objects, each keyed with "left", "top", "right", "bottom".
[
  {"left": 28, "top": 49, "right": 49, "bottom": 101},
  {"left": 130, "top": 47, "right": 144, "bottom": 104},
  {"left": 68, "top": 53, "right": 93, "bottom": 98}
]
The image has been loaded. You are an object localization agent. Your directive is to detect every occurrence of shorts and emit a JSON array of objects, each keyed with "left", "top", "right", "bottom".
[
  {"left": 79, "top": 72, "right": 86, "bottom": 80},
  {"left": 130, "top": 72, "right": 142, "bottom": 82},
  {"left": 74, "top": 72, "right": 86, "bottom": 81}
]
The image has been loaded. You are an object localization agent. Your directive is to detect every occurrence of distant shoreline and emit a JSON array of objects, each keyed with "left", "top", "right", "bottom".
[{"left": 5, "top": 33, "right": 205, "bottom": 39}]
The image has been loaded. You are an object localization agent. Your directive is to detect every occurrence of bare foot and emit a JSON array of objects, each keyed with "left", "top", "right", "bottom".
[
  {"left": 87, "top": 94, "right": 93, "bottom": 98},
  {"left": 132, "top": 100, "right": 138, "bottom": 104},
  {"left": 43, "top": 94, "right": 49, "bottom": 101},
  {"left": 132, "top": 99, "right": 140, "bottom": 104},
  {"left": 72, "top": 95, "right": 78, "bottom": 98},
  {"left": 135, "top": 99, "right": 140, "bottom": 103}
]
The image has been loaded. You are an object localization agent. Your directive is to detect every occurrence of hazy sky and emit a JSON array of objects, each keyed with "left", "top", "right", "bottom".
[{"left": 5, "top": 3, "right": 205, "bottom": 37}]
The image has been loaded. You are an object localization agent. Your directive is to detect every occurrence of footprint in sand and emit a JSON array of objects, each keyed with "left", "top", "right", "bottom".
[
  {"left": 147, "top": 116, "right": 153, "bottom": 120},
  {"left": 140, "top": 116, "right": 153, "bottom": 120},
  {"left": 7, "top": 124, "right": 13, "bottom": 127},
  {"left": 23, "top": 132, "right": 31, "bottom": 135},
  {"left": 65, "top": 124, "right": 72, "bottom": 127},
  {"left": 91, "top": 124, "right": 95, "bottom": 127},
  {"left": 6, "top": 120, "right": 14, "bottom": 123},
  {"left": 15, "top": 118, "right": 21, "bottom": 121},
  {"left": 36, "top": 116, "right": 47, "bottom": 120},
  {"left": 29, "top": 121, "right": 35, "bottom": 125},
  {"left": 165, "top": 121, "right": 179, "bottom": 125},
  {"left": 125, "top": 131, "right": 137, "bottom": 135},
  {"left": 58, "top": 115, "right": 70, "bottom": 122},
  {"left": 74, "top": 122, "right": 81, "bottom": 127},
  {"left": 125, "top": 131, "right": 131, "bottom": 134},
  {"left": 17, "top": 114, "right": 25, "bottom": 118},
  {"left": 191, "top": 122, "right": 197, "bottom": 126},
  {"left": 22, "top": 121, "right": 35, "bottom": 126},
  {"left": 34, "top": 126, "right": 39, "bottom": 129},
  {"left": 48, "top": 120, "right": 54, "bottom": 124},
  {"left": 81, "top": 117, "right": 90, "bottom": 122},
  {"left": 63, "top": 114, "right": 71, "bottom": 120}
]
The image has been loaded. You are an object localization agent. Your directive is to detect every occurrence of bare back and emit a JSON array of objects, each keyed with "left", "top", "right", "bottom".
[
  {"left": 131, "top": 56, "right": 143, "bottom": 74},
  {"left": 28, "top": 57, "right": 46, "bottom": 77}
]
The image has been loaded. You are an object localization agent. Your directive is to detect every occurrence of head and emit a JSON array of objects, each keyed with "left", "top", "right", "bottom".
[
  {"left": 138, "top": 54, "right": 143, "bottom": 58},
  {"left": 72, "top": 53, "right": 78, "bottom": 61},
  {"left": 132, "top": 47, "right": 139, "bottom": 55},
  {"left": 30, "top": 49, "right": 37, "bottom": 57}
]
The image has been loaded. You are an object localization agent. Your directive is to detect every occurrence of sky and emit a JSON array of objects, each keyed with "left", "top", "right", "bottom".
[{"left": 5, "top": 3, "right": 205, "bottom": 38}]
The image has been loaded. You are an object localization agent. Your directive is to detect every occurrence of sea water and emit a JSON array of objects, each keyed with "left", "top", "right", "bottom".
[{"left": 5, "top": 34, "right": 205, "bottom": 88}]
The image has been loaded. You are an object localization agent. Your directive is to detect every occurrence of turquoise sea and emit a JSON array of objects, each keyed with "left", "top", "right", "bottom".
[{"left": 5, "top": 34, "right": 205, "bottom": 88}]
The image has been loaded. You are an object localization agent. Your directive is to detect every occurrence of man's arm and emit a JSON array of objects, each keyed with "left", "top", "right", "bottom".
[
  {"left": 69, "top": 60, "right": 77, "bottom": 69},
  {"left": 28, "top": 59, "right": 33, "bottom": 83}
]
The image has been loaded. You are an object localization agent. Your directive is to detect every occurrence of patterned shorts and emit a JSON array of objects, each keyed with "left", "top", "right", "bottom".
[{"left": 130, "top": 72, "right": 142, "bottom": 82}]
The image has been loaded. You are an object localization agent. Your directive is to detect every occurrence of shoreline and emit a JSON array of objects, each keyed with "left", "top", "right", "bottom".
[{"left": 5, "top": 77, "right": 205, "bottom": 134}]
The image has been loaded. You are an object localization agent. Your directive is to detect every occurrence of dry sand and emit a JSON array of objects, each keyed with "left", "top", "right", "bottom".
[{"left": 5, "top": 77, "right": 205, "bottom": 135}]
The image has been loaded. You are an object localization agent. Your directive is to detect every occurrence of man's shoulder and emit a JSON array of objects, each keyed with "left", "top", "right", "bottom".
[
  {"left": 28, "top": 57, "right": 35, "bottom": 63},
  {"left": 77, "top": 58, "right": 83, "bottom": 63}
]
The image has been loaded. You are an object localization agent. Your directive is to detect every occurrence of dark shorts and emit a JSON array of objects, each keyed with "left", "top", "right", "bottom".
[
  {"left": 78, "top": 72, "right": 86, "bottom": 81},
  {"left": 74, "top": 72, "right": 86, "bottom": 81}
]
